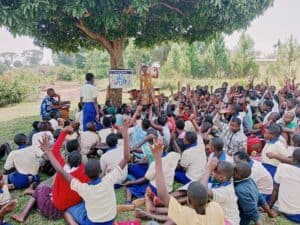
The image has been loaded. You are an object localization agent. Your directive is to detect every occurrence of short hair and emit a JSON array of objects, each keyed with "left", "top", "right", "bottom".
[
  {"left": 106, "top": 133, "right": 118, "bottom": 147},
  {"left": 175, "top": 120, "right": 185, "bottom": 130},
  {"left": 32, "top": 121, "right": 40, "bottom": 130},
  {"left": 234, "top": 161, "right": 251, "bottom": 180},
  {"left": 147, "top": 129, "right": 158, "bottom": 137},
  {"left": 14, "top": 133, "right": 27, "bottom": 146},
  {"left": 231, "top": 117, "right": 241, "bottom": 126},
  {"left": 85, "top": 159, "right": 101, "bottom": 180},
  {"left": 38, "top": 121, "right": 48, "bottom": 131},
  {"left": 142, "top": 119, "right": 151, "bottom": 130},
  {"left": 263, "top": 100, "right": 274, "bottom": 109},
  {"left": 53, "top": 129, "right": 61, "bottom": 139},
  {"left": 67, "top": 151, "right": 82, "bottom": 168},
  {"left": 85, "top": 73, "right": 94, "bottom": 82},
  {"left": 185, "top": 131, "right": 197, "bottom": 145},
  {"left": 211, "top": 137, "right": 224, "bottom": 152},
  {"left": 292, "top": 134, "right": 300, "bottom": 147},
  {"left": 66, "top": 139, "right": 79, "bottom": 152},
  {"left": 102, "top": 116, "right": 112, "bottom": 128},
  {"left": 232, "top": 103, "right": 242, "bottom": 113},
  {"left": 157, "top": 115, "right": 168, "bottom": 126},
  {"left": 293, "top": 148, "right": 300, "bottom": 164},
  {"left": 187, "top": 182, "right": 208, "bottom": 210},
  {"left": 86, "top": 122, "right": 96, "bottom": 131},
  {"left": 233, "top": 151, "right": 251, "bottom": 163},
  {"left": 266, "top": 124, "right": 281, "bottom": 137},
  {"left": 46, "top": 88, "right": 54, "bottom": 94},
  {"left": 269, "top": 112, "right": 281, "bottom": 121},
  {"left": 218, "top": 161, "right": 234, "bottom": 179}
]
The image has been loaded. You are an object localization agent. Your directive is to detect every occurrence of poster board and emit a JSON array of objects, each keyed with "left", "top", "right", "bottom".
[{"left": 109, "top": 69, "right": 133, "bottom": 89}]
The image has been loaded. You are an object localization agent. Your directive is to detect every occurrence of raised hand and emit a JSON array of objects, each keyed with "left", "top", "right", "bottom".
[
  {"left": 150, "top": 138, "right": 164, "bottom": 160},
  {"left": 39, "top": 135, "right": 52, "bottom": 154}
]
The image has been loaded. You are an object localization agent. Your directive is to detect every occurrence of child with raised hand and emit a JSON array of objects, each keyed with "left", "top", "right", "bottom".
[
  {"left": 151, "top": 138, "right": 225, "bottom": 225},
  {"left": 39, "top": 120, "right": 131, "bottom": 225}
]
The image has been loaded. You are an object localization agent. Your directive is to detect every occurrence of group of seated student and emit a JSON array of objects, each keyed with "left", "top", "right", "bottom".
[{"left": 0, "top": 76, "right": 299, "bottom": 225}]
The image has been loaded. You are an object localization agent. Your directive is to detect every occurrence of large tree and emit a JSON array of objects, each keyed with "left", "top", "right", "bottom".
[{"left": 0, "top": 0, "right": 273, "bottom": 105}]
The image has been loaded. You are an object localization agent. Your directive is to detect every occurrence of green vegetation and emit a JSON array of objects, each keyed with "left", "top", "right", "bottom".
[{"left": 0, "top": 114, "right": 296, "bottom": 225}]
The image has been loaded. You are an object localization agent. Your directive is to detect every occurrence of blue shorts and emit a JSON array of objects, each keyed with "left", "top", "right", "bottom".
[
  {"left": 284, "top": 213, "right": 300, "bottom": 223},
  {"left": 128, "top": 183, "right": 157, "bottom": 198},
  {"left": 67, "top": 202, "right": 114, "bottom": 225},
  {"left": 128, "top": 164, "right": 148, "bottom": 179},
  {"left": 8, "top": 172, "right": 40, "bottom": 189},
  {"left": 175, "top": 170, "right": 191, "bottom": 185}
]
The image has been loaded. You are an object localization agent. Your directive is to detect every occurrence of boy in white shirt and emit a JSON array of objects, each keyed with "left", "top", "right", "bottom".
[
  {"left": 80, "top": 122, "right": 101, "bottom": 155},
  {"left": 31, "top": 121, "right": 54, "bottom": 147},
  {"left": 270, "top": 148, "right": 300, "bottom": 223},
  {"left": 201, "top": 159, "right": 240, "bottom": 225},
  {"left": 175, "top": 131, "right": 207, "bottom": 184},
  {"left": 39, "top": 121, "right": 131, "bottom": 225}
]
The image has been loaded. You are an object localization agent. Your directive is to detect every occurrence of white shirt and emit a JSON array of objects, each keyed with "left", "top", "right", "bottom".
[
  {"left": 145, "top": 152, "right": 180, "bottom": 193},
  {"left": 262, "top": 140, "right": 287, "bottom": 167},
  {"left": 80, "top": 83, "right": 97, "bottom": 103},
  {"left": 32, "top": 131, "right": 54, "bottom": 147},
  {"left": 49, "top": 119, "right": 59, "bottom": 130},
  {"left": 100, "top": 146, "right": 128, "bottom": 184},
  {"left": 80, "top": 131, "right": 101, "bottom": 155},
  {"left": 71, "top": 166, "right": 123, "bottom": 222},
  {"left": 250, "top": 159, "right": 273, "bottom": 195},
  {"left": 75, "top": 111, "right": 83, "bottom": 131},
  {"left": 180, "top": 141, "right": 207, "bottom": 181},
  {"left": 274, "top": 163, "right": 300, "bottom": 214},
  {"left": 212, "top": 183, "right": 240, "bottom": 225}
]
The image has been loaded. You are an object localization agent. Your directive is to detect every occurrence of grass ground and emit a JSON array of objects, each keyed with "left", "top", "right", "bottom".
[{"left": 0, "top": 112, "right": 296, "bottom": 224}]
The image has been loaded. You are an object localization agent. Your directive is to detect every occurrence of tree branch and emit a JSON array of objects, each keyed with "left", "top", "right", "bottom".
[
  {"left": 75, "top": 19, "right": 114, "bottom": 54},
  {"left": 152, "top": 2, "right": 184, "bottom": 16}
]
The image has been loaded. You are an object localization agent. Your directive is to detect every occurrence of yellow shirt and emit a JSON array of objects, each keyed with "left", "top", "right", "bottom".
[
  {"left": 70, "top": 166, "right": 123, "bottom": 222},
  {"left": 4, "top": 146, "right": 43, "bottom": 175},
  {"left": 168, "top": 196, "right": 225, "bottom": 225}
]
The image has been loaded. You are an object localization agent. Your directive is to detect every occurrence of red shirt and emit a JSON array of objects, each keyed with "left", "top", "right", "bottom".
[{"left": 51, "top": 131, "right": 90, "bottom": 210}]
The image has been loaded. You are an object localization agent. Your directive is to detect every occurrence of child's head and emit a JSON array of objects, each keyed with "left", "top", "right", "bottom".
[
  {"left": 262, "top": 100, "right": 274, "bottom": 112},
  {"left": 175, "top": 119, "right": 185, "bottom": 131},
  {"left": 38, "top": 121, "right": 48, "bottom": 131},
  {"left": 212, "top": 161, "right": 234, "bottom": 183},
  {"left": 157, "top": 115, "right": 168, "bottom": 126},
  {"left": 32, "top": 121, "right": 40, "bottom": 130},
  {"left": 187, "top": 182, "right": 208, "bottom": 213},
  {"left": 229, "top": 117, "right": 241, "bottom": 133},
  {"left": 102, "top": 116, "right": 112, "bottom": 128},
  {"left": 210, "top": 137, "right": 224, "bottom": 155},
  {"left": 233, "top": 161, "right": 251, "bottom": 181},
  {"left": 264, "top": 124, "right": 281, "bottom": 141},
  {"left": 283, "top": 112, "right": 295, "bottom": 125},
  {"left": 267, "top": 112, "right": 280, "bottom": 123},
  {"left": 292, "top": 134, "right": 300, "bottom": 147},
  {"left": 233, "top": 151, "right": 251, "bottom": 164},
  {"left": 184, "top": 131, "right": 197, "bottom": 145},
  {"left": 86, "top": 122, "right": 96, "bottom": 132},
  {"left": 142, "top": 119, "right": 151, "bottom": 130},
  {"left": 14, "top": 133, "right": 28, "bottom": 146},
  {"left": 67, "top": 151, "right": 82, "bottom": 168},
  {"left": 66, "top": 139, "right": 80, "bottom": 153},
  {"left": 85, "top": 159, "right": 101, "bottom": 180},
  {"left": 85, "top": 73, "right": 95, "bottom": 83},
  {"left": 106, "top": 133, "right": 118, "bottom": 148},
  {"left": 201, "top": 122, "right": 212, "bottom": 133}
]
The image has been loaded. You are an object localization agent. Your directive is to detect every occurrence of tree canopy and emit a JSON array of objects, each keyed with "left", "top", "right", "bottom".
[{"left": 1, "top": 1, "right": 273, "bottom": 59}]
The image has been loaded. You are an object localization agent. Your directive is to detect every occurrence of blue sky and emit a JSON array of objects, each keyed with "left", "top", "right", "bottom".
[{"left": 0, "top": 0, "right": 299, "bottom": 54}]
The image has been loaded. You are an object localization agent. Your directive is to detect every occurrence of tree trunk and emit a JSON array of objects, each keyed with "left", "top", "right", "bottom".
[{"left": 106, "top": 39, "right": 125, "bottom": 107}]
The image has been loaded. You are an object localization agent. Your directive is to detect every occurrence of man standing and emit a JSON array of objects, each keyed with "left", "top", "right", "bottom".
[
  {"left": 80, "top": 73, "right": 99, "bottom": 131},
  {"left": 40, "top": 88, "right": 68, "bottom": 120}
]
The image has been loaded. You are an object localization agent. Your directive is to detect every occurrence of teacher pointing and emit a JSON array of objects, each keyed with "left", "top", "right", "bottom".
[{"left": 80, "top": 73, "right": 99, "bottom": 131}]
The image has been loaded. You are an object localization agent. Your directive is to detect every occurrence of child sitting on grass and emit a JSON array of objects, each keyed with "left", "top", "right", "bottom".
[
  {"left": 233, "top": 162, "right": 276, "bottom": 225},
  {"left": 39, "top": 121, "right": 131, "bottom": 225},
  {"left": 3, "top": 133, "right": 44, "bottom": 189},
  {"left": 144, "top": 138, "right": 225, "bottom": 225}
]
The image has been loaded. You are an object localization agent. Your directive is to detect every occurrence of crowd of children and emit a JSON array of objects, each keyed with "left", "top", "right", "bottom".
[{"left": 0, "top": 74, "right": 300, "bottom": 225}]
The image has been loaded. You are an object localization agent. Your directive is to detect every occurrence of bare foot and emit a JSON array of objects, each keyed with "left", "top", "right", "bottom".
[
  {"left": 11, "top": 213, "right": 25, "bottom": 223},
  {"left": 1, "top": 199, "right": 17, "bottom": 216},
  {"left": 134, "top": 208, "right": 151, "bottom": 220},
  {"left": 23, "top": 187, "right": 35, "bottom": 195}
]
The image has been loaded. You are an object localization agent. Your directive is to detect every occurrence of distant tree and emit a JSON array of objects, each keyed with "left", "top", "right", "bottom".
[
  {"left": 21, "top": 49, "right": 43, "bottom": 66},
  {"left": 231, "top": 33, "right": 258, "bottom": 77},
  {"left": 0, "top": 52, "right": 17, "bottom": 67},
  {"left": 205, "top": 36, "right": 231, "bottom": 77},
  {"left": 0, "top": 0, "right": 274, "bottom": 105},
  {"left": 13, "top": 60, "right": 22, "bottom": 68}
]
